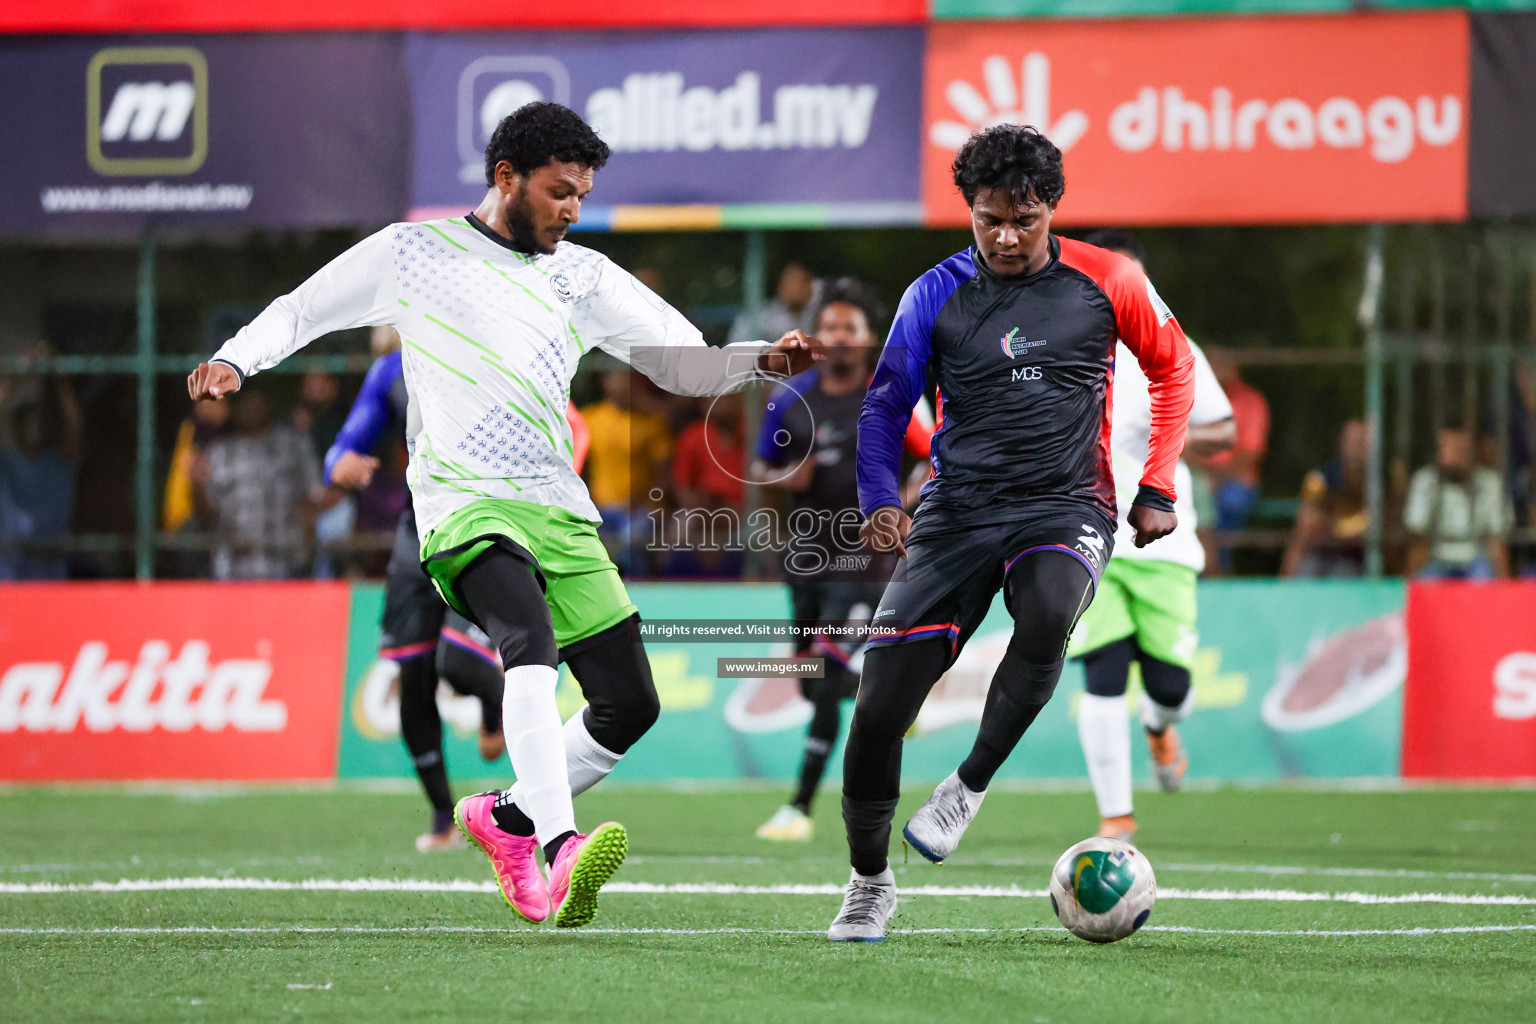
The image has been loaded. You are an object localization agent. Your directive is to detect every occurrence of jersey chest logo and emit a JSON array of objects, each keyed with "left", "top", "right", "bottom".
[{"left": 999, "top": 327, "right": 1048, "bottom": 359}]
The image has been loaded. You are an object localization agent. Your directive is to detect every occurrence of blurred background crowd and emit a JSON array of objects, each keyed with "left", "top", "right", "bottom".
[{"left": 1, "top": 225, "right": 1533, "bottom": 583}]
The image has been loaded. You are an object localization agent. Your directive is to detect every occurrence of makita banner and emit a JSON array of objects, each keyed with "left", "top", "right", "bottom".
[
  {"left": 0, "top": 35, "right": 408, "bottom": 238},
  {"left": 405, "top": 28, "right": 924, "bottom": 217},
  {"left": 1402, "top": 582, "right": 1536, "bottom": 780},
  {"left": 0, "top": 583, "right": 350, "bottom": 781},
  {"left": 923, "top": 12, "right": 1470, "bottom": 225}
]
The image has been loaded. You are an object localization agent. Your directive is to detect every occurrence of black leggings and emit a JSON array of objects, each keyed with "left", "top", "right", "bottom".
[
  {"left": 1081, "top": 635, "right": 1192, "bottom": 711},
  {"left": 457, "top": 547, "right": 558, "bottom": 670},
  {"left": 842, "top": 550, "right": 1093, "bottom": 873},
  {"left": 560, "top": 615, "right": 661, "bottom": 755},
  {"left": 397, "top": 627, "right": 504, "bottom": 816}
]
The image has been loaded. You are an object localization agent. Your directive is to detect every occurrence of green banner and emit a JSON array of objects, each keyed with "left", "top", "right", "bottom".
[
  {"left": 336, "top": 579, "right": 1405, "bottom": 784},
  {"left": 933, "top": 1, "right": 1529, "bottom": 18}
]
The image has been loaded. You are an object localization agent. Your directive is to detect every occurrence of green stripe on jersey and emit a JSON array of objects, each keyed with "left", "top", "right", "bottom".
[{"left": 403, "top": 338, "right": 477, "bottom": 385}]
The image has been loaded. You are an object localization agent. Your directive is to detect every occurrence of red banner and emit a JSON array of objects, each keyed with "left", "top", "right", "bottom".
[
  {"left": 2, "top": 1, "right": 924, "bottom": 33},
  {"left": 1402, "top": 582, "right": 1536, "bottom": 780},
  {"left": 923, "top": 12, "right": 1470, "bottom": 226},
  {"left": 0, "top": 583, "right": 350, "bottom": 781}
]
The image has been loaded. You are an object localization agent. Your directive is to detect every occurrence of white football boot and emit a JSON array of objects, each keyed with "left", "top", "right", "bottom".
[
  {"left": 901, "top": 771, "right": 986, "bottom": 864},
  {"left": 827, "top": 867, "right": 898, "bottom": 942}
]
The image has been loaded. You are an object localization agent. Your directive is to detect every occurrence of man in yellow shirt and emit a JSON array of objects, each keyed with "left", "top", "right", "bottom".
[{"left": 581, "top": 367, "right": 673, "bottom": 572}]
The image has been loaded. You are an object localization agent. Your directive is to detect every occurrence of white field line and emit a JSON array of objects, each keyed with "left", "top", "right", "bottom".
[
  {"left": 12, "top": 856, "right": 1536, "bottom": 886},
  {"left": 5, "top": 877, "right": 1536, "bottom": 906},
  {"left": 2, "top": 924, "right": 1534, "bottom": 938}
]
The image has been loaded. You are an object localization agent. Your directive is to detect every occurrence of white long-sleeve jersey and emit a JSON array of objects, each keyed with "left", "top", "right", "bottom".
[
  {"left": 1108, "top": 337, "right": 1231, "bottom": 572},
  {"left": 212, "top": 216, "right": 769, "bottom": 538}
]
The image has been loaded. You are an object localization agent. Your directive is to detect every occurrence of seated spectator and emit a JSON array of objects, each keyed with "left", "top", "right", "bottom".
[
  {"left": 197, "top": 392, "right": 324, "bottom": 580},
  {"left": 1200, "top": 349, "right": 1270, "bottom": 567},
  {"left": 1404, "top": 426, "right": 1511, "bottom": 580},
  {"left": 728, "top": 262, "right": 817, "bottom": 345},
  {"left": 1283, "top": 419, "right": 1370, "bottom": 577},
  {"left": 0, "top": 361, "right": 82, "bottom": 579}
]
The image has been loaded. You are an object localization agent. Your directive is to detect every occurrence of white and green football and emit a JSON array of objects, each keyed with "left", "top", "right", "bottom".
[{"left": 1048, "top": 837, "right": 1157, "bottom": 943}]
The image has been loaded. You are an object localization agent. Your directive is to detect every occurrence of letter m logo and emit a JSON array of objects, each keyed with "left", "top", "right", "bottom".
[{"left": 87, "top": 47, "right": 208, "bottom": 177}]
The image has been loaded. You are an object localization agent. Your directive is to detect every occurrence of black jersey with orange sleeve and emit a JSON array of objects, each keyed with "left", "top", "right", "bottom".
[{"left": 857, "top": 236, "right": 1195, "bottom": 527}]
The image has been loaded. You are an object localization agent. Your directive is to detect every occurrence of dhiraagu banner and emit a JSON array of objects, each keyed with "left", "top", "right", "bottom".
[{"left": 336, "top": 579, "right": 1406, "bottom": 783}]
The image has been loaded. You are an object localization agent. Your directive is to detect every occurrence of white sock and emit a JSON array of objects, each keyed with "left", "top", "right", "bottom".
[
  {"left": 1139, "top": 687, "right": 1196, "bottom": 733},
  {"left": 851, "top": 866, "right": 895, "bottom": 886},
  {"left": 1078, "top": 693, "right": 1133, "bottom": 819},
  {"left": 498, "top": 664, "right": 576, "bottom": 845},
  {"left": 507, "top": 711, "right": 622, "bottom": 809}
]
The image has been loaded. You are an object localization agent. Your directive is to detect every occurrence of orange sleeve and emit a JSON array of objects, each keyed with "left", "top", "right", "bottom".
[{"left": 1059, "top": 238, "right": 1194, "bottom": 506}]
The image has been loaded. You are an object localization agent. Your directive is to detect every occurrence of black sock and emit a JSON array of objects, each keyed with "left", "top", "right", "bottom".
[
  {"left": 412, "top": 752, "right": 454, "bottom": 818},
  {"left": 431, "top": 807, "right": 454, "bottom": 835},
  {"left": 544, "top": 830, "right": 578, "bottom": 866},
  {"left": 491, "top": 799, "right": 536, "bottom": 837},
  {"left": 791, "top": 739, "right": 831, "bottom": 816},
  {"left": 843, "top": 795, "right": 899, "bottom": 876}
]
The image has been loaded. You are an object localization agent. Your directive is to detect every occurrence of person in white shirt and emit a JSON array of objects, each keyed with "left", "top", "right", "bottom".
[
  {"left": 188, "top": 102, "right": 820, "bottom": 927},
  {"left": 1064, "top": 230, "right": 1235, "bottom": 844},
  {"left": 1405, "top": 426, "right": 1511, "bottom": 579}
]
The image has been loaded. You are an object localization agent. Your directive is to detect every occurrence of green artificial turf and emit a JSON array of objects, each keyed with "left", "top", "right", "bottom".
[{"left": 2, "top": 784, "right": 1533, "bottom": 1023}]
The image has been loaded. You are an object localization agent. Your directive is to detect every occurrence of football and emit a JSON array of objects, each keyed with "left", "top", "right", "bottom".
[{"left": 1048, "top": 837, "right": 1158, "bottom": 943}]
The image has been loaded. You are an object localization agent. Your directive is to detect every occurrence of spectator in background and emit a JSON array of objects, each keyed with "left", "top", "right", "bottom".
[
  {"left": 581, "top": 366, "right": 674, "bottom": 571},
  {"left": 163, "top": 397, "right": 232, "bottom": 577},
  {"left": 1198, "top": 349, "right": 1270, "bottom": 567},
  {"left": 1404, "top": 426, "right": 1511, "bottom": 580},
  {"left": 1282, "top": 418, "right": 1370, "bottom": 577},
  {"left": 664, "top": 393, "right": 746, "bottom": 578},
  {"left": 1495, "top": 358, "right": 1536, "bottom": 573},
  {"left": 197, "top": 391, "right": 324, "bottom": 580},
  {"left": 0, "top": 355, "right": 83, "bottom": 579},
  {"left": 728, "top": 262, "right": 817, "bottom": 345},
  {"left": 290, "top": 370, "right": 352, "bottom": 577}
]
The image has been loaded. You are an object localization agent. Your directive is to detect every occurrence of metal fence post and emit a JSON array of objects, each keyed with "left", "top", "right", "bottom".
[
  {"left": 1359, "top": 224, "right": 1386, "bottom": 578},
  {"left": 740, "top": 230, "right": 768, "bottom": 579},
  {"left": 135, "top": 231, "right": 158, "bottom": 581}
]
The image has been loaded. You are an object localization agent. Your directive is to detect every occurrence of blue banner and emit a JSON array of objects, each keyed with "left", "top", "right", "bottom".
[
  {"left": 405, "top": 28, "right": 924, "bottom": 216},
  {"left": 0, "top": 35, "right": 409, "bottom": 238}
]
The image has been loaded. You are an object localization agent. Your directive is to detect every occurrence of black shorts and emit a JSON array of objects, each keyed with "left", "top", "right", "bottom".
[
  {"left": 790, "top": 579, "right": 884, "bottom": 694},
  {"left": 379, "top": 507, "right": 449, "bottom": 659},
  {"left": 865, "top": 505, "right": 1114, "bottom": 662}
]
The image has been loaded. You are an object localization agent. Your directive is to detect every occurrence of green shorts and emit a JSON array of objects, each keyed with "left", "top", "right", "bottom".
[
  {"left": 421, "top": 498, "right": 638, "bottom": 649},
  {"left": 1067, "top": 558, "right": 1198, "bottom": 668}
]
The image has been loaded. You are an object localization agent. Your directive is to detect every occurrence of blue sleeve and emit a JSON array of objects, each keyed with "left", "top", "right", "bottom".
[
  {"left": 857, "top": 254, "right": 970, "bottom": 515},
  {"left": 324, "top": 352, "right": 400, "bottom": 485},
  {"left": 754, "top": 370, "right": 818, "bottom": 462}
]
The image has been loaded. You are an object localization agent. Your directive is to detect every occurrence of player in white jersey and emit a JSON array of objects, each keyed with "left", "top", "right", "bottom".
[
  {"left": 188, "top": 103, "right": 820, "bottom": 927},
  {"left": 1064, "top": 230, "right": 1234, "bottom": 843}
]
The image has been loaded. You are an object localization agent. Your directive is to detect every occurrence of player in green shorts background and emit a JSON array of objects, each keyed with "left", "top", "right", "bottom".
[
  {"left": 190, "top": 102, "right": 820, "bottom": 926},
  {"left": 1066, "top": 230, "right": 1235, "bottom": 844}
]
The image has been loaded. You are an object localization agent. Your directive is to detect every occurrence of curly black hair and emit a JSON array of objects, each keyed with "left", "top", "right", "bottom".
[
  {"left": 951, "top": 124, "right": 1065, "bottom": 209},
  {"left": 814, "top": 276, "right": 886, "bottom": 336},
  {"left": 1084, "top": 229, "right": 1146, "bottom": 265},
  {"left": 483, "top": 102, "right": 612, "bottom": 187}
]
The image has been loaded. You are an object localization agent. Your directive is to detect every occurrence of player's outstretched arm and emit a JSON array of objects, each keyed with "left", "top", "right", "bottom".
[
  {"left": 192, "top": 229, "right": 399, "bottom": 401},
  {"left": 1110, "top": 260, "right": 1195, "bottom": 547},
  {"left": 578, "top": 259, "right": 820, "bottom": 396}
]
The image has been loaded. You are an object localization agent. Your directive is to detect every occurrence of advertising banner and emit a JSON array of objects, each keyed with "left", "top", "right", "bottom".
[
  {"left": 922, "top": 12, "right": 1470, "bottom": 225},
  {"left": 338, "top": 579, "right": 1406, "bottom": 784},
  {"left": 4, "top": 1, "right": 926, "bottom": 34},
  {"left": 0, "top": 35, "right": 408, "bottom": 238},
  {"left": 1469, "top": 13, "right": 1536, "bottom": 217},
  {"left": 405, "top": 28, "right": 924, "bottom": 221},
  {"left": 0, "top": 583, "right": 350, "bottom": 781},
  {"left": 1402, "top": 582, "right": 1536, "bottom": 780}
]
